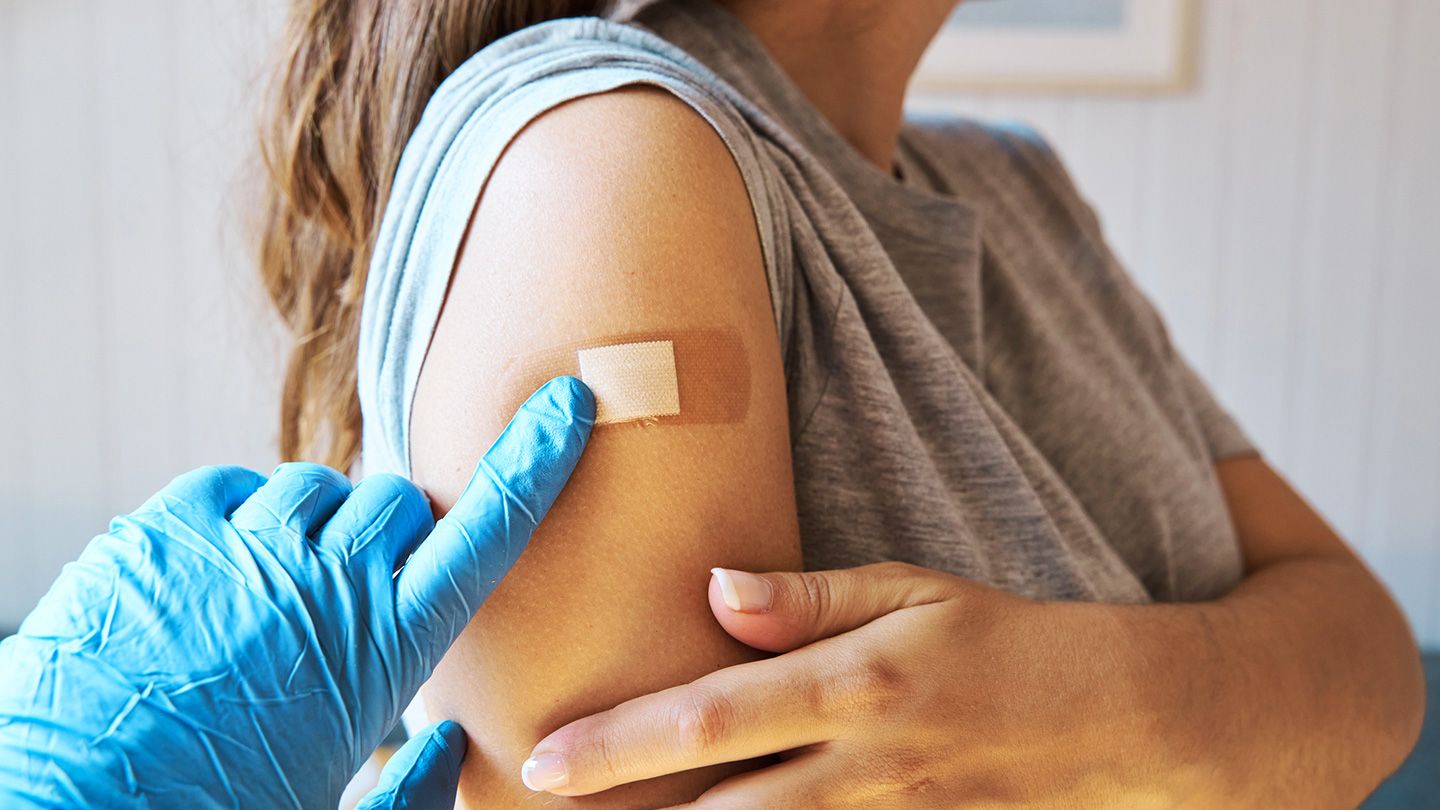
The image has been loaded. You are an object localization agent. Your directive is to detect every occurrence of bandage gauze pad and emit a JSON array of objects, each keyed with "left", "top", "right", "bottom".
[
  {"left": 577, "top": 340, "right": 681, "bottom": 424},
  {"left": 500, "top": 328, "right": 749, "bottom": 427}
]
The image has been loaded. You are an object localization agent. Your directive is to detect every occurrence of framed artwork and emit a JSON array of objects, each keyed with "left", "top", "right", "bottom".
[{"left": 913, "top": 0, "right": 1197, "bottom": 94}]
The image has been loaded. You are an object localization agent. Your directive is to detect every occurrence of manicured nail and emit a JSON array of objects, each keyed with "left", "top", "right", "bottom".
[
  {"left": 710, "top": 568, "right": 773, "bottom": 613},
  {"left": 521, "top": 752, "right": 568, "bottom": 791}
]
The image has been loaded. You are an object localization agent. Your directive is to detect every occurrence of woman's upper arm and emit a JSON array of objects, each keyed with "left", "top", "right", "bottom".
[{"left": 408, "top": 85, "right": 802, "bottom": 806}]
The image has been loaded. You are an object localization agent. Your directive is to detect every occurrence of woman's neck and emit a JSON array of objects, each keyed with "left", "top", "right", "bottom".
[{"left": 719, "top": 0, "right": 959, "bottom": 173}]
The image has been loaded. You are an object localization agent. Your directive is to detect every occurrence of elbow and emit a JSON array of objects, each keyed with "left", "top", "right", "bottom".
[
  {"left": 1327, "top": 563, "right": 1428, "bottom": 798},
  {"left": 1364, "top": 598, "right": 1427, "bottom": 789},
  {"left": 1388, "top": 641, "right": 1427, "bottom": 766},
  {"left": 1350, "top": 645, "right": 1427, "bottom": 809},
  {"left": 1337, "top": 553, "right": 1429, "bottom": 778}
]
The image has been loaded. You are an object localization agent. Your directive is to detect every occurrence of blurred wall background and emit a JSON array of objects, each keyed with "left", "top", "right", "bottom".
[{"left": 1, "top": 0, "right": 1437, "bottom": 649}]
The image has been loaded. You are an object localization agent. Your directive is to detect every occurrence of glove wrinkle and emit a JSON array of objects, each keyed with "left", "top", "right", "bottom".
[{"left": 480, "top": 459, "right": 537, "bottom": 529}]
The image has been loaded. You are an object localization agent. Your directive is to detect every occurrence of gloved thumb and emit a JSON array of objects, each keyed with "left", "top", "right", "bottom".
[
  {"left": 355, "top": 721, "right": 467, "bottom": 810},
  {"left": 706, "top": 563, "right": 962, "bottom": 653}
]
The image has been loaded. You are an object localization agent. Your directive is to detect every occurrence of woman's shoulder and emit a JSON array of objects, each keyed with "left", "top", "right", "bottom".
[
  {"left": 396, "top": 13, "right": 776, "bottom": 233},
  {"left": 421, "top": 15, "right": 732, "bottom": 127},
  {"left": 357, "top": 12, "right": 777, "bottom": 472},
  {"left": 359, "top": 19, "right": 785, "bottom": 478}
]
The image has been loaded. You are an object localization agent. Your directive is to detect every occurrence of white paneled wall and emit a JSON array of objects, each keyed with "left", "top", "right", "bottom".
[
  {"left": 0, "top": 0, "right": 289, "bottom": 625},
  {"left": 2, "top": 1, "right": 1437, "bottom": 645}
]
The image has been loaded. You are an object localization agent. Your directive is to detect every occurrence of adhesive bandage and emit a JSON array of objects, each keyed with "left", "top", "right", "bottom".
[
  {"left": 500, "top": 328, "right": 750, "bottom": 427},
  {"left": 577, "top": 340, "right": 680, "bottom": 424}
]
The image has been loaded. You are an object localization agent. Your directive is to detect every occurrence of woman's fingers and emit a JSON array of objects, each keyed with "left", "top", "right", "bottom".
[
  {"left": 708, "top": 562, "right": 961, "bottom": 652},
  {"left": 520, "top": 563, "right": 964, "bottom": 796},
  {"left": 394, "top": 377, "right": 594, "bottom": 662},
  {"left": 522, "top": 644, "right": 849, "bottom": 796},
  {"left": 663, "top": 748, "right": 832, "bottom": 810}
]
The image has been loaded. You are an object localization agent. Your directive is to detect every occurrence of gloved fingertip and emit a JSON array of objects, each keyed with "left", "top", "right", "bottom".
[
  {"left": 430, "top": 719, "right": 468, "bottom": 753},
  {"left": 355, "top": 721, "right": 468, "bottom": 810},
  {"left": 540, "top": 375, "right": 597, "bottom": 429},
  {"left": 230, "top": 462, "right": 354, "bottom": 540},
  {"left": 269, "top": 461, "right": 353, "bottom": 492},
  {"left": 144, "top": 465, "right": 268, "bottom": 516},
  {"left": 316, "top": 473, "right": 436, "bottom": 566}
]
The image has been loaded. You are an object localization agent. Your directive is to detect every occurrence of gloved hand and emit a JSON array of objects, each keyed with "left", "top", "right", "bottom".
[{"left": 0, "top": 377, "right": 594, "bottom": 809}]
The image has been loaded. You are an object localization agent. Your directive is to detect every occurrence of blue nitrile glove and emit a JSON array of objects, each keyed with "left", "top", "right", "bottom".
[
  {"left": 0, "top": 377, "right": 594, "bottom": 809},
  {"left": 355, "top": 721, "right": 466, "bottom": 810}
]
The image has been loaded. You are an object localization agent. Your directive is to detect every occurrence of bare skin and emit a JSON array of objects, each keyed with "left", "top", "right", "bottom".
[{"left": 717, "top": 0, "right": 959, "bottom": 172}]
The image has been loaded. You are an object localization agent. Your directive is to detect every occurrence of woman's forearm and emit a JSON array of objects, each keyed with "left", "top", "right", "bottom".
[
  {"left": 1117, "top": 555, "right": 1423, "bottom": 806},
  {"left": 1111, "top": 459, "right": 1426, "bottom": 806}
]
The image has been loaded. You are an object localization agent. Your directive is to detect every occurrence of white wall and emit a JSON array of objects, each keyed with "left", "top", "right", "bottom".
[
  {"left": 0, "top": 0, "right": 288, "bottom": 626},
  {"left": 2, "top": 1, "right": 1437, "bottom": 645}
]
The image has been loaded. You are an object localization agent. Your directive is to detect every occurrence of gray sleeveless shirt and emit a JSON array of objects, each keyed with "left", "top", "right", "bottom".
[{"left": 357, "top": 0, "right": 1254, "bottom": 604}]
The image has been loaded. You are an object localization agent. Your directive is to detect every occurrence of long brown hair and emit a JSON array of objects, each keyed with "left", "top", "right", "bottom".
[{"left": 258, "top": 0, "right": 608, "bottom": 469}]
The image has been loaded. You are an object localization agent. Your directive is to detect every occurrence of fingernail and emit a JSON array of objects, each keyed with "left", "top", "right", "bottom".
[
  {"left": 710, "top": 568, "right": 773, "bottom": 613},
  {"left": 521, "top": 752, "right": 568, "bottom": 792}
]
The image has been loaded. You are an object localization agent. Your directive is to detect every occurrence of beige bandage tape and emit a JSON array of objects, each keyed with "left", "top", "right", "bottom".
[
  {"left": 499, "top": 328, "right": 750, "bottom": 427},
  {"left": 577, "top": 340, "right": 681, "bottom": 424}
]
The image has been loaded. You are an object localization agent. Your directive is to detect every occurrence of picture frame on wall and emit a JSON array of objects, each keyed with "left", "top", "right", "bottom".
[{"left": 912, "top": 0, "right": 1197, "bottom": 94}]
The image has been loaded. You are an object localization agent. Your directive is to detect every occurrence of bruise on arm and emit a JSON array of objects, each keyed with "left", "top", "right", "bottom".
[{"left": 408, "top": 85, "right": 802, "bottom": 808}]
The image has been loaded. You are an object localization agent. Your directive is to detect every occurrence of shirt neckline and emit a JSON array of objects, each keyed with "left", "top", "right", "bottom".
[{"left": 626, "top": 0, "right": 979, "bottom": 224}]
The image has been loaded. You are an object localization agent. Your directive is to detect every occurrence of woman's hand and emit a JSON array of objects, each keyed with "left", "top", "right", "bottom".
[{"left": 520, "top": 562, "right": 1193, "bottom": 807}]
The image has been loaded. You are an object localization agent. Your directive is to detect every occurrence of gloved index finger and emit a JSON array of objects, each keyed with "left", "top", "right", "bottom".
[{"left": 394, "top": 377, "right": 594, "bottom": 662}]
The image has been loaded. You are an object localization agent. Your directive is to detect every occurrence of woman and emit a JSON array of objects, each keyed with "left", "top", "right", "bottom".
[{"left": 259, "top": 0, "right": 1424, "bottom": 806}]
